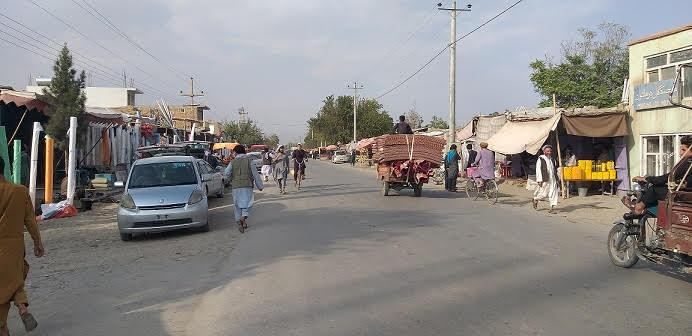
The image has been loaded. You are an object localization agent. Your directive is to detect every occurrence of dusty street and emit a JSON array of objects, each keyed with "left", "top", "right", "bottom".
[{"left": 11, "top": 161, "right": 692, "bottom": 335}]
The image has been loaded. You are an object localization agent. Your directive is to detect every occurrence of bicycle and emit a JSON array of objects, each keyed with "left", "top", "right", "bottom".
[
  {"left": 294, "top": 159, "right": 306, "bottom": 190},
  {"left": 465, "top": 177, "right": 499, "bottom": 205}
]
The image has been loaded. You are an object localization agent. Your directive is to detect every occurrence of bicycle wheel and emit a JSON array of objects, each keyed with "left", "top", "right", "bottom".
[
  {"left": 465, "top": 179, "right": 479, "bottom": 200},
  {"left": 485, "top": 180, "right": 498, "bottom": 205}
]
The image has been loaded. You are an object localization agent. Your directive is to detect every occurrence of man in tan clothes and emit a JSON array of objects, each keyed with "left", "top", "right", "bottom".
[{"left": 0, "top": 157, "right": 44, "bottom": 335}]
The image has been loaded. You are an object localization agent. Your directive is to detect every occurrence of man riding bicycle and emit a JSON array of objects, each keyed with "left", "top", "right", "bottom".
[{"left": 293, "top": 143, "right": 308, "bottom": 181}]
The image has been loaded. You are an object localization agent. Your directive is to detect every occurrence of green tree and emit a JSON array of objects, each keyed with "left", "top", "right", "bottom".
[
  {"left": 221, "top": 120, "right": 266, "bottom": 145},
  {"left": 44, "top": 44, "right": 87, "bottom": 150},
  {"left": 265, "top": 133, "right": 280, "bottom": 149},
  {"left": 529, "top": 22, "right": 630, "bottom": 108},
  {"left": 426, "top": 116, "right": 448, "bottom": 129},
  {"left": 306, "top": 95, "right": 393, "bottom": 145}
]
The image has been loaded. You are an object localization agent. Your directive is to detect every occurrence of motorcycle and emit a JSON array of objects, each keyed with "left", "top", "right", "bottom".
[{"left": 607, "top": 177, "right": 692, "bottom": 273}]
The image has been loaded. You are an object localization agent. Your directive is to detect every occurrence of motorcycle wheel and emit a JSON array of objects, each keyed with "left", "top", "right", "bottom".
[{"left": 607, "top": 223, "right": 640, "bottom": 268}]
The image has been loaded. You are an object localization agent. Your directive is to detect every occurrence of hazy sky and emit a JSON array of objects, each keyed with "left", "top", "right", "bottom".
[{"left": 1, "top": 0, "right": 691, "bottom": 143}]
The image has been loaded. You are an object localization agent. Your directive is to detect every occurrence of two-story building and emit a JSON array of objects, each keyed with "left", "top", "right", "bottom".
[{"left": 628, "top": 25, "right": 692, "bottom": 180}]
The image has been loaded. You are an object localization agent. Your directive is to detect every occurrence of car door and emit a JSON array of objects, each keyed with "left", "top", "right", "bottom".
[
  {"left": 204, "top": 161, "right": 223, "bottom": 194},
  {"left": 197, "top": 161, "right": 213, "bottom": 196}
]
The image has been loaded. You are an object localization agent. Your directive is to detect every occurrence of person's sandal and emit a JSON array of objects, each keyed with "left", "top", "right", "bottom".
[
  {"left": 532, "top": 200, "right": 538, "bottom": 210},
  {"left": 21, "top": 313, "right": 38, "bottom": 332},
  {"left": 237, "top": 221, "right": 245, "bottom": 233}
]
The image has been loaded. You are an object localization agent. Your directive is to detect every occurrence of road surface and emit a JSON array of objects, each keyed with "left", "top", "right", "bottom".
[{"left": 12, "top": 161, "right": 692, "bottom": 335}]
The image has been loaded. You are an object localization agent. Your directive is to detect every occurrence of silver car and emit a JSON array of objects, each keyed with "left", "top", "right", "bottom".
[
  {"left": 117, "top": 156, "right": 209, "bottom": 241},
  {"left": 332, "top": 150, "right": 351, "bottom": 164}
]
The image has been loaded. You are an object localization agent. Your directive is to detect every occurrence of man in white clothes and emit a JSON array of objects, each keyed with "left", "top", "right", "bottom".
[{"left": 533, "top": 144, "right": 559, "bottom": 213}]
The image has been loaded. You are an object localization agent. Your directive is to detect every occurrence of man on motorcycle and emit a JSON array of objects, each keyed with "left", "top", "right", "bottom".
[{"left": 632, "top": 135, "right": 692, "bottom": 215}]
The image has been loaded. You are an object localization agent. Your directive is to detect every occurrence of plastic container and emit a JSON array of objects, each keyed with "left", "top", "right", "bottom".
[
  {"left": 607, "top": 161, "right": 615, "bottom": 170},
  {"left": 572, "top": 166, "right": 583, "bottom": 180},
  {"left": 578, "top": 187, "right": 588, "bottom": 197},
  {"left": 585, "top": 171, "right": 592, "bottom": 180},
  {"left": 609, "top": 170, "right": 616, "bottom": 179},
  {"left": 563, "top": 167, "right": 572, "bottom": 180}
]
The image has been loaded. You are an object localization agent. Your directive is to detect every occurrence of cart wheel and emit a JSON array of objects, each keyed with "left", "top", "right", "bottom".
[
  {"left": 382, "top": 181, "right": 390, "bottom": 196},
  {"left": 413, "top": 183, "right": 423, "bottom": 197}
]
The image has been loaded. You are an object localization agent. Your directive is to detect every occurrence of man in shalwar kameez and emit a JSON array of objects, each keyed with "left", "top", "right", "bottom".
[
  {"left": 0, "top": 158, "right": 44, "bottom": 335},
  {"left": 225, "top": 145, "right": 264, "bottom": 233},
  {"left": 533, "top": 145, "right": 560, "bottom": 213}
]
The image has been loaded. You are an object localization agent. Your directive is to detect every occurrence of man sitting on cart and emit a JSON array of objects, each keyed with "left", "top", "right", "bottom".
[{"left": 632, "top": 135, "right": 692, "bottom": 215}]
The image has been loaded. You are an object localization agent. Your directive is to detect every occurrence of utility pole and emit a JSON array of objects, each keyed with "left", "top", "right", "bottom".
[
  {"left": 347, "top": 82, "right": 364, "bottom": 145},
  {"left": 438, "top": 2, "right": 471, "bottom": 148},
  {"left": 180, "top": 77, "right": 205, "bottom": 106}
]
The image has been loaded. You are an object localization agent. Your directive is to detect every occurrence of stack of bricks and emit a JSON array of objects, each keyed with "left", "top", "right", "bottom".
[{"left": 373, "top": 134, "right": 445, "bottom": 166}]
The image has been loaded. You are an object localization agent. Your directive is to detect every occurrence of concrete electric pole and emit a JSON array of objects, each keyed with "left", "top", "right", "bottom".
[
  {"left": 347, "top": 82, "right": 364, "bottom": 145},
  {"left": 180, "top": 77, "right": 205, "bottom": 106},
  {"left": 438, "top": 2, "right": 471, "bottom": 148}
]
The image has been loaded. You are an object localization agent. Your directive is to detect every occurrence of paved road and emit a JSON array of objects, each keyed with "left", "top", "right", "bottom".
[{"left": 11, "top": 161, "right": 692, "bottom": 335}]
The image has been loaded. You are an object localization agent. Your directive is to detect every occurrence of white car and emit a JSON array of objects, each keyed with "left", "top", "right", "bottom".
[
  {"left": 196, "top": 159, "right": 225, "bottom": 198},
  {"left": 332, "top": 150, "right": 351, "bottom": 164}
]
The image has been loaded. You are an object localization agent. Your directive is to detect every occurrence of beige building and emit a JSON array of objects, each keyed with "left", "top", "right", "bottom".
[{"left": 627, "top": 25, "right": 692, "bottom": 179}]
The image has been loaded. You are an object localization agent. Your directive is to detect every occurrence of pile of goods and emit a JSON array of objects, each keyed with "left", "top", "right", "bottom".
[
  {"left": 562, "top": 160, "right": 617, "bottom": 181},
  {"left": 373, "top": 134, "right": 446, "bottom": 183}
]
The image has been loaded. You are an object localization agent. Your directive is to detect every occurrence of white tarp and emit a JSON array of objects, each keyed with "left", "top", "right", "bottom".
[
  {"left": 487, "top": 113, "right": 561, "bottom": 155},
  {"left": 475, "top": 115, "right": 507, "bottom": 143}
]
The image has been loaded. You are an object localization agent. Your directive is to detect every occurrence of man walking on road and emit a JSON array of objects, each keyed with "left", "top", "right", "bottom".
[
  {"left": 0, "top": 157, "right": 44, "bottom": 335},
  {"left": 445, "top": 144, "right": 461, "bottom": 192},
  {"left": 533, "top": 145, "right": 559, "bottom": 214},
  {"left": 225, "top": 145, "right": 264, "bottom": 233}
]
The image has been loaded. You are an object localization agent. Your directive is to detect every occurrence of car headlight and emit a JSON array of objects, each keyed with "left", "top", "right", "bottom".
[
  {"left": 188, "top": 189, "right": 204, "bottom": 205},
  {"left": 120, "top": 194, "right": 137, "bottom": 210}
]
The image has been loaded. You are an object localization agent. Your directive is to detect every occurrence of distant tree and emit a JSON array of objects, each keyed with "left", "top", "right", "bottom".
[
  {"left": 426, "top": 116, "right": 449, "bottom": 129},
  {"left": 266, "top": 133, "right": 280, "bottom": 149},
  {"left": 529, "top": 22, "right": 630, "bottom": 108},
  {"left": 405, "top": 103, "right": 423, "bottom": 129},
  {"left": 221, "top": 120, "right": 266, "bottom": 145},
  {"left": 43, "top": 44, "right": 87, "bottom": 151},
  {"left": 306, "top": 95, "right": 393, "bottom": 145}
]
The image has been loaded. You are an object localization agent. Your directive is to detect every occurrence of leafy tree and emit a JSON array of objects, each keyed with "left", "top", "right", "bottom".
[
  {"left": 426, "top": 116, "right": 448, "bottom": 129},
  {"left": 405, "top": 104, "right": 423, "bottom": 129},
  {"left": 221, "top": 120, "right": 266, "bottom": 145},
  {"left": 306, "top": 95, "right": 393, "bottom": 145},
  {"left": 43, "top": 44, "right": 87, "bottom": 151},
  {"left": 529, "top": 22, "right": 630, "bottom": 108},
  {"left": 265, "top": 133, "right": 280, "bottom": 149}
]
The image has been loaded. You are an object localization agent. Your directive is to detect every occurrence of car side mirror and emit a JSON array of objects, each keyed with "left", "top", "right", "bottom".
[{"left": 114, "top": 181, "right": 124, "bottom": 188}]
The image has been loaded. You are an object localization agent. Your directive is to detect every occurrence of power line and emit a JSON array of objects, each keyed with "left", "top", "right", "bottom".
[
  {"left": 26, "top": 0, "right": 179, "bottom": 90},
  {"left": 374, "top": 0, "right": 524, "bottom": 99},
  {"left": 359, "top": 6, "right": 440, "bottom": 81},
  {"left": 0, "top": 13, "right": 177, "bottom": 99},
  {"left": 0, "top": 28, "right": 175, "bottom": 99},
  {"left": 71, "top": 0, "right": 190, "bottom": 81}
]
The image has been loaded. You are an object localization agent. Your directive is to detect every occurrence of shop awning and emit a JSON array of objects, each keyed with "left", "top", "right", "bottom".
[
  {"left": 0, "top": 90, "right": 50, "bottom": 114},
  {"left": 325, "top": 145, "right": 338, "bottom": 151},
  {"left": 213, "top": 142, "right": 239, "bottom": 151},
  {"left": 356, "top": 138, "right": 375, "bottom": 149},
  {"left": 561, "top": 112, "right": 629, "bottom": 137},
  {"left": 487, "top": 113, "right": 561, "bottom": 155},
  {"left": 475, "top": 115, "right": 507, "bottom": 143},
  {"left": 84, "top": 106, "right": 125, "bottom": 126},
  {"left": 456, "top": 121, "right": 474, "bottom": 141}
]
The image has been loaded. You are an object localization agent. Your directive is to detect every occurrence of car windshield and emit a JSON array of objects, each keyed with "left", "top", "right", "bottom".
[
  {"left": 129, "top": 162, "right": 197, "bottom": 189},
  {"left": 335, "top": 150, "right": 347, "bottom": 155},
  {"left": 247, "top": 152, "right": 262, "bottom": 159}
]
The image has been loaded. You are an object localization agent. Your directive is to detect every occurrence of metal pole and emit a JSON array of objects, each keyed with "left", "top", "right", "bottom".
[
  {"left": 44, "top": 136, "right": 54, "bottom": 203},
  {"left": 553, "top": 94, "right": 567, "bottom": 199},
  {"left": 353, "top": 83, "right": 357, "bottom": 144},
  {"left": 448, "top": 0, "right": 457, "bottom": 149}
]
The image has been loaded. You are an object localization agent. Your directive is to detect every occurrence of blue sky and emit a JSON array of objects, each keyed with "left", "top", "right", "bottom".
[{"left": 1, "top": 0, "right": 691, "bottom": 143}]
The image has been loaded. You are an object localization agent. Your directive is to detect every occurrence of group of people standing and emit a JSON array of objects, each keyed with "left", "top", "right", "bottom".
[{"left": 444, "top": 143, "right": 496, "bottom": 192}]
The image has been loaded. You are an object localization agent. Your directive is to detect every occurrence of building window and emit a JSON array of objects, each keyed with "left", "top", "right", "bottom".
[
  {"left": 660, "top": 66, "right": 676, "bottom": 80},
  {"left": 684, "top": 65, "right": 692, "bottom": 98},
  {"left": 647, "top": 54, "right": 667, "bottom": 68},
  {"left": 641, "top": 133, "right": 692, "bottom": 176},
  {"left": 647, "top": 70, "right": 659, "bottom": 83},
  {"left": 671, "top": 49, "right": 692, "bottom": 63}
]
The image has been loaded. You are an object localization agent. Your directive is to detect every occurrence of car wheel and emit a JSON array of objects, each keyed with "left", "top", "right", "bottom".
[
  {"left": 197, "top": 223, "right": 210, "bottom": 233},
  {"left": 120, "top": 232, "right": 133, "bottom": 241}
]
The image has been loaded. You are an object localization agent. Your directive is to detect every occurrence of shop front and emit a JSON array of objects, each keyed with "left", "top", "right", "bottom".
[{"left": 627, "top": 25, "right": 692, "bottom": 186}]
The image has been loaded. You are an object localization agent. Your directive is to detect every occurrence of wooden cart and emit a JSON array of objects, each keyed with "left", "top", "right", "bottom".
[{"left": 377, "top": 163, "right": 423, "bottom": 197}]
